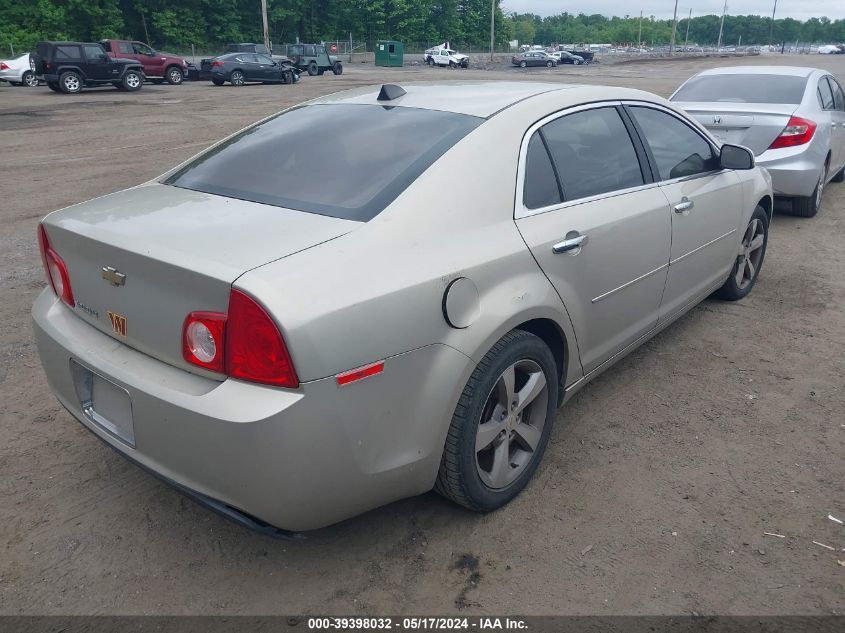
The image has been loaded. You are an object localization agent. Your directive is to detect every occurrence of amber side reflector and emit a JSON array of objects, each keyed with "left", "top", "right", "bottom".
[{"left": 336, "top": 361, "right": 385, "bottom": 387}]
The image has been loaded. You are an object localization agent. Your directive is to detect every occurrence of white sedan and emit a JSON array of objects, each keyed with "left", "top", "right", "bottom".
[{"left": 0, "top": 53, "right": 38, "bottom": 87}]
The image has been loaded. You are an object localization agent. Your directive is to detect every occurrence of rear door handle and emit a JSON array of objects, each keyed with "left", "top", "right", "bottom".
[
  {"left": 674, "top": 197, "right": 695, "bottom": 214},
  {"left": 553, "top": 233, "right": 588, "bottom": 254}
]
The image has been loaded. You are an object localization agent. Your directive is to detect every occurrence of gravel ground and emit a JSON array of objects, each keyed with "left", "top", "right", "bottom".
[{"left": 1, "top": 54, "right": 843, "bottom": 616}]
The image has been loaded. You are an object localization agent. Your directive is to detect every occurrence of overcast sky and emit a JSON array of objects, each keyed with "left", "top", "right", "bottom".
[{"left": 500, "top": 1, "right": 843, "bottom": 20}]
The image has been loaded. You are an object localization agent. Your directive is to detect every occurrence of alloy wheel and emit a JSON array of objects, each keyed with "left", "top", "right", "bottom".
[
  {"left": 735, "top": 217, "right": 766, "bottom": 290},
  {"left": 125, "top": 73, "right": 141, "bottom": 89},
  {"left": 64, "top": 75, "right": 80, "bottom": 92},
  {"left": 231, "top": 71, "right": 244, "bottom": 86},
  {"left": 169, "top": 68, "right": 183, "bottom": 84},
  {"left": 815, "top": 169, "right": 825, "bottom": 210},
  {"left": 23, "top": 72, "right": 38, "bottom": 87},
  {"left": 475, "top": 359, "right": 549, "bottom": 490}
]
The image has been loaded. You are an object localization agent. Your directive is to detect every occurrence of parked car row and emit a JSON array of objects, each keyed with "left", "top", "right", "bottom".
[
  {"left": 11, "top": 40, "right": 342, "bottom": 93},
  {"left": 511, "top": 50, "right": 589, "bottom": 68}
]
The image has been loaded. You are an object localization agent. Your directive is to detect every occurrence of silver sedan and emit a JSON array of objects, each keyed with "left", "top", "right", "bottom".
[
  {"left": 33, "top": 82, "right": 773, "bottom": 532},
  {"left": 671, "top": 66, "right": 845, "bottom": 217}
]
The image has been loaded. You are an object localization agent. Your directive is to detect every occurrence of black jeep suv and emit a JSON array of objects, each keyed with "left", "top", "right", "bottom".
[{"left": 33, "top": 41, "right": 145, "bottom": 93}]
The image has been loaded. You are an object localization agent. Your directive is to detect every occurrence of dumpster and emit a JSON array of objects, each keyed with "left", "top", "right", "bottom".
[{"left": 375, "top": 40, "right": 404, "bottom": 67}]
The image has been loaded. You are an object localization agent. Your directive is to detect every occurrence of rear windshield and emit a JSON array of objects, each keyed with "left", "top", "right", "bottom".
[
  {"left": 165, "top": 104, "right": 481, "bottom": 221},
  {"left": 673, "top": 74, "right": 808, "bottom": 104}
]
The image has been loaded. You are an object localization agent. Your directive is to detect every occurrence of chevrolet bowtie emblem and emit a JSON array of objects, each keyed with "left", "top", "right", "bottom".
[{"left": 102, "top": 266, "right": 126, "bottom": 287}]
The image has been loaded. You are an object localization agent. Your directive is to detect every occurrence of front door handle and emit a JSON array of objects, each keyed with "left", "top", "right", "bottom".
[
  {"left": 674, "top": 197, "right": 695, "bottom": 214},
  {"left": 553, "top": 232, "right": 588, "bottom": 255}
]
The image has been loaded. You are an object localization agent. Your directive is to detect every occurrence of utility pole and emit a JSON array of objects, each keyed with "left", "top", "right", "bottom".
[
  {"left": 769, "top": 0, "right": 778, "bottom": 44},
  {"left": 669, "top": 0, "right": 679, "bottom": 54},
  {"left": 717, "top": 0, "right": 727, "bottom": 50},
  {"left": 490, "top": 0, "right": 495, "bottom": 60},
  {"left": 260, "top": 0, "right": 270, "bottom": 51},
  {"left": 638, "top": 11, "right": 643, "bottom": 47},
  {"left": 684, "top": 8, "right": 692, "bottom": 49}
]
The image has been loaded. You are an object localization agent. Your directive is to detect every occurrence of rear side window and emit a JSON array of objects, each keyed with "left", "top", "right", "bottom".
[
  {"left": 165, "top": 104, "right": 482, "bottom": 222},
  {"left": 523, "top": 133, "right": 562, "bottom": 209},
  {"left": 630, "top": 106, "right": 718, "bottom": 181},
  {"left": 818, "top": 78, "right": 835, "bottom": 110},
  {"left": 55, "top": 45, "right": 81, "bottom": 60},
  {"left": 673, "top": 74, "right": 808, "bottom": 104},
  {"left": 541, "top": 107, "right": 644, "bottom": 201}
]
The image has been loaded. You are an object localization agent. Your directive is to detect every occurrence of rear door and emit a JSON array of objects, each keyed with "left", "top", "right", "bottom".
[
  {"left": 825, "top": 76, "right": 845, "bottom": 172},
  {"left": 514, "top": 104, "right": 672, "bottom": 374},
  {"left": 626, "top": 104, "right": 743, "bottom": 321}
]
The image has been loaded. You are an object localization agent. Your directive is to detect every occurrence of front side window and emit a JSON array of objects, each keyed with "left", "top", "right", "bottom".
[
  {"left": 540, "top": 107, "right": 644, "bottom": 201},
  {"left": 117, "top": 42, "right": 133, "bottom": 54},
  {"left": 82, "top": 45, "right": 105, "bottom": 60},
  {"left": 256, "top": 55, "right": 273, "bottom": 64},
  {"left": 630, "top": 106, "right": 718, "bottom": 181},
  {"left": 165, "top": 105, "right": 482, "bottom": 222},
  {"left": 132, "top": 42, "right": 154, "bottom": 56}
]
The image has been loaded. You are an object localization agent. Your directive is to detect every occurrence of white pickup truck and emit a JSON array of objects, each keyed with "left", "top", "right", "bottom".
[{"left": 424, "top": 46, "right": 469, "bottom": 68}]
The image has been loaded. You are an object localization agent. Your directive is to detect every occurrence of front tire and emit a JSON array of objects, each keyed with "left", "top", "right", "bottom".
[
  {"left": 435, "top": 330, "right": 559, "bottom": 512},
  {"left": 230, "top": 70, "right": 245, "bottom": 86},
  {"left": 546, "top": 60, "right": 553, "bottom": 67},
  {"left": 22, "top": 71, "right": 38, "bottom": 87},
  {"left": 714, "top": 205, "right": 768, "bottom": 301},
  {"left": 58, "top": 71, "right": 82, "bottom": 94},
  {"left": 121, "top": 69, "right": 143, "bottom": 91},
  {"left": 332, "top": 61, "right": 343, "bottom": 75},
  {"left": 519, "top": 61, "right": 527, "bottom": 68},
  {"left": 165, "top": 66, "right": 184, "bottom": 85}
]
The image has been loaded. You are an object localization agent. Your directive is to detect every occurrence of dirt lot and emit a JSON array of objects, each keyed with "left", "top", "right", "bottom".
[{"left": 1, "top": 54, "right": 844, "bottom": 616}]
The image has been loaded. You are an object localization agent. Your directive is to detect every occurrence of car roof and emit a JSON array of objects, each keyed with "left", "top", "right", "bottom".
[
  {"left": 695, "top": 66, "right": 821, "bottom": 78},
  {"left": 309, "top": 81, "right": 654, "bottom": 118}
]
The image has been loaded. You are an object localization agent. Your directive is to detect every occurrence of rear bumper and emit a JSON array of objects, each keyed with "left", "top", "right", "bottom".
[
  {"left": 756, "top": 143, "right": 826, "bottom": 198},
  {"left": 32, "top": 290, "right": 471, "bottom": 532},
  {"left": 0, "top": 68, "right": 25, "bottom": 82}
]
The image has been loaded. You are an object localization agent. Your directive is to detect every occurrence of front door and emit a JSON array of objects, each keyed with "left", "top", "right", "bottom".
[
  {"left": 81, "top": 44, "right": 113, "bottom": 80},
  {"left": 255, "top": 54, "right": 277, "bottom": 81},
  {"left": 515, "top": 104, "right": 671, "bottom": 374},
  {"left": 132, "top": 41, "right": 161, "bottom": 76},
  {"left": 626, "top": 104, "right": 743, "bottom": 320},
  {"left": 826, "top": 76, "right": 845, "bottom": 173}
]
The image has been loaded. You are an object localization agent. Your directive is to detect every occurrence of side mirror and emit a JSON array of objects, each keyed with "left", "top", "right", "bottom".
[{"left": 720, "top": 144, "right": 755, "bottom": 170}]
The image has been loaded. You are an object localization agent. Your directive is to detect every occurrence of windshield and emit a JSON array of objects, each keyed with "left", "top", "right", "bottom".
[
  {"left": 673, "top": 74, "right": 808, "bottom": 104},
  {"left": 164, "top": 104, "right": 482, "bottom": 222}
]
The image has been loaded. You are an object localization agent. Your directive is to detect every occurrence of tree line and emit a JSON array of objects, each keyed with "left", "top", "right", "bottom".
[{"left": 1, "top": 1, "right": 842, "bottom": 55}]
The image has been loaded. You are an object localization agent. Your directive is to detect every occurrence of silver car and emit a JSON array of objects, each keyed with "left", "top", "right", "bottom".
[
  {"left": 33, "top": 82, "right": 773, "bottom": 532},
  {"left": 0, "top": 53, "right": 37, "bottom": 87},
  {"left": 671, "top": 66, "right": 845, "bottom": 217}
]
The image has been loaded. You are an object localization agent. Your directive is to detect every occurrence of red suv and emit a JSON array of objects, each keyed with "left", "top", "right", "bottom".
[{"left": 100, "top": 39, "right": 188, "bottom": 85}]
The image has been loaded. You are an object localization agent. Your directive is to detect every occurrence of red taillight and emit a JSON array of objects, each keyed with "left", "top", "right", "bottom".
[
  {"left": 226, "top": 289, "right": 298, "bottom": 388},
  {"left": 181, "top": 289, "right": 298, "bottom": 388},
  {"left": 182, "top": 312, "right": 226, "bottom": 372},
  {"left": 211, "top": 60, "right": 224, "bottom": 67},
  {"left": 769, "top": 116, "right": 817, "bottom": 150},
  {"left": 0, "top": 62, "right": 9, "bottom": 70},
  {"left": 38, "top": 224, "right": 74, "bottom": 307}
]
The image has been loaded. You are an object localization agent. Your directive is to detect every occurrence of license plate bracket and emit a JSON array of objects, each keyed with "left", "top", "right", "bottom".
[{"left": 70, "top": 360, "right": 135, "bottom": 447}]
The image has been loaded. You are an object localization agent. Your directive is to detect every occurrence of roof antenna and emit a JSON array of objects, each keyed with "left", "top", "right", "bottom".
[{"left": 377, "top": 84, "right": 406, "bottom": 101}]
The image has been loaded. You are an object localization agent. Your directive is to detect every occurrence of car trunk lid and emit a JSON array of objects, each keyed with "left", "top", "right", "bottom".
[
  {"left": 43, "top": 183, "right": 358, "bottom": 377},
  {"left": 677, "top": 102, "right": 798, "bottom": 155}
]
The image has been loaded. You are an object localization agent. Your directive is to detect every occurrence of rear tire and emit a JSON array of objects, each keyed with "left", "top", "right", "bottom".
[
  {"left": 435, "top": 330, "right": 559, "bottom": 512},
  {"left": 121, "top": 69, "right": 143, "bottom": 91},
  {"left": 714, "top": 205, "right": 769, "bottom": 301},
  {"left": 22, "top": 71, "right": 38, "bottom": 87},
  {"left": 307, "top": 61, "right": 318, "bottom": 76},
  {"left": 791, "top": 167, "right": 826, "bottom": 217},
  {"left": 58, "top": 71, "right": 82, "bottom": 94},
  {"left": 332, "top": 61, "right": 343, "bottom": 75}
]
